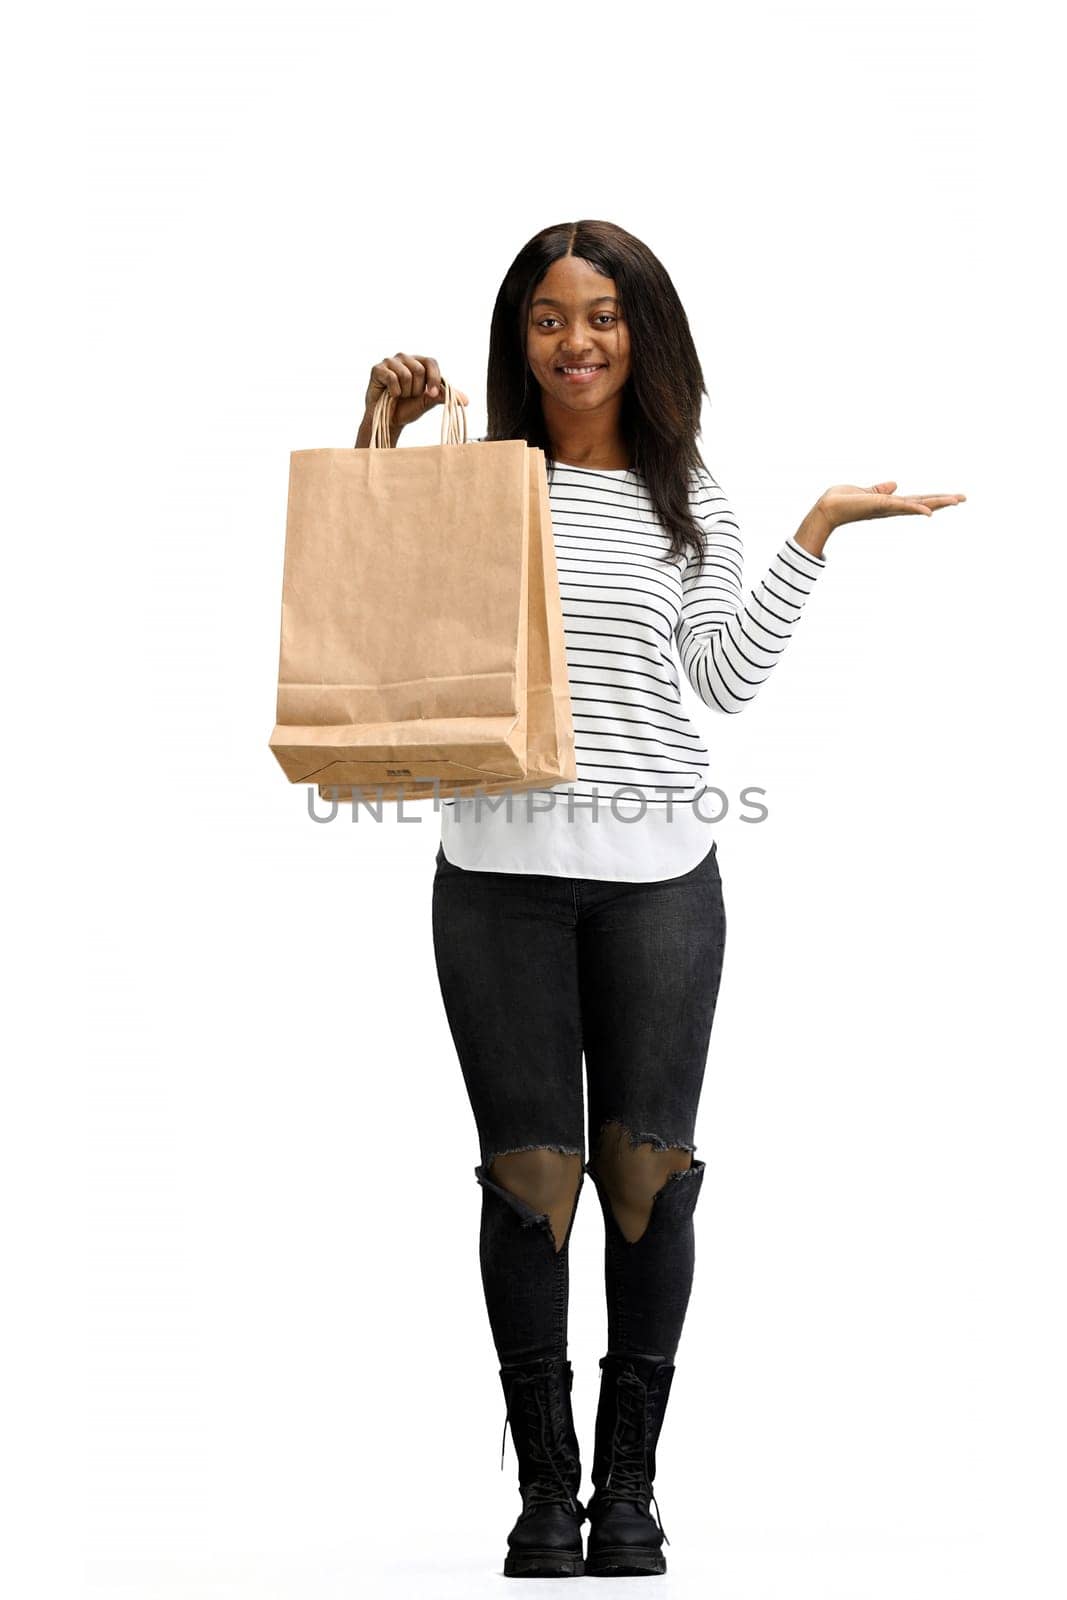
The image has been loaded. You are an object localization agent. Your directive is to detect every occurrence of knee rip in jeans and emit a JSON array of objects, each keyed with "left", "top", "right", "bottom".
[
  {"left": 475, "top": 1145, "right": 584, "bottom": 1256},
  {"left": 585, "top": 1117, "right": 704, "bottom": 1244}
]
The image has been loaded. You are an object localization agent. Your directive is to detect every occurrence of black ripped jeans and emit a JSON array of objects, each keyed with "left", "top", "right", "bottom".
[{"left": 431, "top": 838, "right": 727, "bottom": 1366}]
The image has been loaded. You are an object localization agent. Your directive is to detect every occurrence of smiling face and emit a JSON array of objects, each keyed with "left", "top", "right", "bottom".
[{"left": 525, "top": 254, "right": 631, "bottom": 416}]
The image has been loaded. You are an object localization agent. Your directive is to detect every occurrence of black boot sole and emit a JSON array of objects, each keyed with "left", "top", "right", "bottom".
[
  {"left": 504, "top": 1548, "right": 585, "bottom": 1577},
  {"left": 586, "top": 1545, "right": 667, "bottom": 1576}
]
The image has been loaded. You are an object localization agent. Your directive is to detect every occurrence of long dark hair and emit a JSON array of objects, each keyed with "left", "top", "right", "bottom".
[{"left": 484, "top": 219, "right": 712, "bottom": 565}]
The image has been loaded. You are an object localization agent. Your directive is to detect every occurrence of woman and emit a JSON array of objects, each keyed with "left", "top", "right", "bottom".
[{"left": 354, "top": 220, "right": 964, "bottom": 1579}]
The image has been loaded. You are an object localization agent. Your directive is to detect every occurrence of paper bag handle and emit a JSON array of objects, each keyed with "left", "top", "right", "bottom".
[{"left": 367, "top": 377, "right": 469, "bottom": 450}]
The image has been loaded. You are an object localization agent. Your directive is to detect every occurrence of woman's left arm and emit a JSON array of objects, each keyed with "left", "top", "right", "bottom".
[
  {"left": 675, "top": 474, "right": 966, "bottom": 715},
  {"left": 674, "top": 475, "right": 829, "bottom": 716}
]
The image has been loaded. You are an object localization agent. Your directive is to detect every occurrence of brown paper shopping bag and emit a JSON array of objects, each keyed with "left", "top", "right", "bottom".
[{"left": 268, "top": 381, "right": 576, "bottom": 803}]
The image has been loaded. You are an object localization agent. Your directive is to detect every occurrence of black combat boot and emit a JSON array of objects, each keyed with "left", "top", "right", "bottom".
[
  {"left": 584, "top": 1351, "right": 676, "bottom": 1576},
  {"left": 497, "top": 1353, "right": 587, "bottom": 1577}
]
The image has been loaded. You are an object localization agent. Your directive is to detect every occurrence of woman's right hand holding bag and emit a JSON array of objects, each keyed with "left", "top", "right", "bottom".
[{"left": 355, "top": 352, "right": 469, "bottom": 446}]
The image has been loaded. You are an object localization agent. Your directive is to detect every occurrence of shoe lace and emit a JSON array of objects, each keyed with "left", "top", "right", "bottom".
[
  {"left": 499, "top": 1369, "right": 583, "bottom": 1516},
  {"left": 602, "top": 1366, "right": 670, "bottom": 1546}
]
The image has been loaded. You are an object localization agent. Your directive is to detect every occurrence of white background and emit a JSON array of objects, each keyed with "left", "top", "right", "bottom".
[{"left": 8, "top": 2, "right": 1064, "bottom": 1597}]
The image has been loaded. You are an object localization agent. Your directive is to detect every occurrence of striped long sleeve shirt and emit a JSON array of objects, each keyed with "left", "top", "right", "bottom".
[{"left": 439, "top": 454, "right": 827, "bottom": 879}]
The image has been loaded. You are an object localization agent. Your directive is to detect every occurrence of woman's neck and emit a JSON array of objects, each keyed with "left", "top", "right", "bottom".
[{"left": 544, "top": 402, "right": 629, "bottom": 471}]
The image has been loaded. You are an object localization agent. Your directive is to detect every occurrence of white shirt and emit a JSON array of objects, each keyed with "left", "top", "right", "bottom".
[{"left": 440, "top": 454, "right": 827, "bottom": 880}]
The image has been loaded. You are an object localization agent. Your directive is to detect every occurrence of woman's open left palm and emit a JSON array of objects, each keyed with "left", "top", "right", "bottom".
[{"left": 821, "top": 481, "right": 966, "bottom": 528}]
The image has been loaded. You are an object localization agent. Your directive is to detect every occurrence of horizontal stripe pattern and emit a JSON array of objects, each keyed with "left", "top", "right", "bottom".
[
  {"left": 446, "top": 448, "right": 826, "bottom": 808},
  {"left": 676, "top": 475, "right": 827, "bottom": 717}
]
